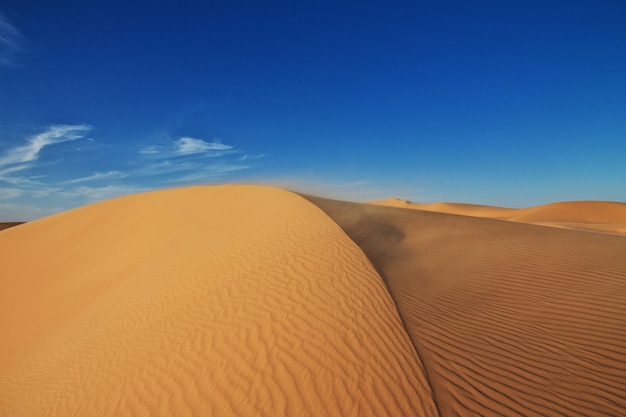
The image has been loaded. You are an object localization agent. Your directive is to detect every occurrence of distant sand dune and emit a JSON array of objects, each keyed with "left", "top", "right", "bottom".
[
  {"left": 0, "top": 222, "right": 23, "bottom": 232},
  {"left": 371, "top": 198, "right": 626, "bottom": 235},
  {"left": 309, "top": 196, "right": 626, "bottom": 417},
  {"left": 0, "top": 186, "right": 436, "bottom": 417}
]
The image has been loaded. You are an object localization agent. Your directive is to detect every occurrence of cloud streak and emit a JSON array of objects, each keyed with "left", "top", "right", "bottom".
[
  {"left": 0, "top": 164, "right": 40, "bottom": 185},
  {"left": 0, "top": 126, "right": 263, "bottom": 221},
  {"left": 139, "top": 146, "right": 160, "bottom": 155},
  {"left": 63, "top": 170, "right": 128, "bottom": 184},
  {"left": 58, "top": 184, "right": 146, "bottom": 203},
  {"left": 175, "top": 137, "right": 232, "bottom": 155},
  {"left": 135, "top": 136, "right": 254, "bottom": 183},
  {"left": 0, "top": 187, "right": 23, "bottom": 199},
  {"left": 0, "top": 12, "right": 24, "bottom": 67},
  {"left": 140, "top": 137, "right": 235, "bottom": 159},
  {"left": 0, "top": 124, "right": 92, "bottom": 169}
]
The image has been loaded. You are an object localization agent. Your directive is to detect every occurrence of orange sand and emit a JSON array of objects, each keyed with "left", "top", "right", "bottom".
[
  {"left": 0, "top": 185, "right": 436, "bottom": 417},
  {"left": 370, "top": 198, "right": 626, "bottom": 235},
  {"left": 3, "top": 186, "right": 626, "bottom": 417},
  {"left": 310, "top": 196, "right": 626, "bottom": 417}
]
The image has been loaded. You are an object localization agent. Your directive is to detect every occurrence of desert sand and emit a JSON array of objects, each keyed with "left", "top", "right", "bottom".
[
  {"left": 2, "top": 185, "right": 626, "bottom": 416},
  {"left": 370, "top": 198, "right": 626, "bottom": 235},
  {"left": 310, "top": 196, "right": 626, "bottom": 416},
  {"left": 0, "top": 186, "right": 436, "bottom": 417}
]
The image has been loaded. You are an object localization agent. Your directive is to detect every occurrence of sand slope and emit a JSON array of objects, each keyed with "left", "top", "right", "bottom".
[
  {"left": 371, "top": 198, "right": 626, "bottom": 235},
  {"left": 309, "top": 196, "right": 626, "bottom": 417},
  {"left": 0, "top": 185, "right": 437, "bottom": 417}
]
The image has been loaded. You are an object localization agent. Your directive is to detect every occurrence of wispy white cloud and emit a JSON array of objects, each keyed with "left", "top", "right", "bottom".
[
  {"left": 0, "top": 124, "right": 92, "bottom": 168},
  {"left": 139, "top": 145, "right": 161, "bottom": 155},
  {"left": 0, "top": 187, "right": 23, "bottom": 199},
  {"left": 0, "top": 12, "right": 23, "bottom": 67},
  {"left": 175, "top": 137, "right": 232, "bottom": 155},
  {"left": 0, "top": 124, "right": 92, "bottom": 185},
  {"left": 0, "top": 184, "right": 149, "bottom": 221},
  {"left": 0, "top": 164, "right": 41, "bottom": 185},
  {"left": 135, "top": 160, "right": 197, "bottom": 176},
  {"left": 0, "top": 126, "right": 262, "bottom": 220},
  {"left": 30, "top": 187, "right": 61, "bottom": 199},
  {"left": 139, "top": 137, "right": 234, "bottom": 159},
  {"left": 0, "top": 164, "right": 30, "bottom": 176},
  {"left": 58, "top": 184, "right": 146, "bottom": 204},
  {"left": 238, "top": 153, "right": 266, "bottom": 162},
  {"left": 136, "top": 136, "right": 254, "bottom": 184},
  {"left": 63, "top": 170, "right": 128, "bottom": 184}
]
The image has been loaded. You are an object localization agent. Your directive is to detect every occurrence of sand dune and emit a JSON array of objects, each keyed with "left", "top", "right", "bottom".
[
  {"left": 371, "top": 198, "right": 626, "bottom": 235},
  {"left": 309, "top": 196, "right": 626, "bottom": 417},
  {"left": 4, "top": 186, "right": 625, "bottom": 416},
  {"left": 369, "top": 198, "right": 518, "bottom": 219},
  {"left": 0, "top": 185, "right": 436, "bottom": 417},
  {"left": 0, "top": 222, "right": 23, "bottom": 232}
]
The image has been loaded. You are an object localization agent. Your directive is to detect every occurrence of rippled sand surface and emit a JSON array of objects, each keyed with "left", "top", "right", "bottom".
[
  {"left": 3, "top": 185, "right": 625, "bottom": 416},
  {"left": 311, "top": 195, "right": 626, "bottom": 417},
  {"left": 0, "top": 185, "right": 436, "bottom": 417}
]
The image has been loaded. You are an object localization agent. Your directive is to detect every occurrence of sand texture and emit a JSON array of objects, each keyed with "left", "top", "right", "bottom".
[
  {"left": 0, "top": 185, "right": 437, "bottom": 417},
  {"left": 371, "top": 198, "right": 626, "bottom": 235},
  {"left": 309, "top": 196, "right": 626, "bottom": 417},
  {"left": 3, "top": 185, "right": 625, "bottom": 416}
]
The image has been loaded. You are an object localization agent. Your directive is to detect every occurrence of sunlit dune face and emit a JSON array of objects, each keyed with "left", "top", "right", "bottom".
[{"left": 0, "top": 185, "right": 436, "bottom": 417}]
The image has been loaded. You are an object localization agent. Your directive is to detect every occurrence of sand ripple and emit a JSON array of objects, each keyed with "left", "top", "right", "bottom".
[
  {"left": 310, "top": 197, "right": 626, "bottom": 417},
  {"left": 0, "top": 186, "right": 436, "bottom": 417}
]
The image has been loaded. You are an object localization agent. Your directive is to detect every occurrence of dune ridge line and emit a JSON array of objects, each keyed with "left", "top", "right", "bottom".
[{"left": 370, "top": 198, "right": 626, "bottom": 236}]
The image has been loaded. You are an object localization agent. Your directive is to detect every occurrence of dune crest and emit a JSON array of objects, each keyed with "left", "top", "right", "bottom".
[
  {"left": 0, "top": 185, "right": 436, "bottom": 417},
  {"left": 370, "top": 198, "right": 626, "bottom": 235}
]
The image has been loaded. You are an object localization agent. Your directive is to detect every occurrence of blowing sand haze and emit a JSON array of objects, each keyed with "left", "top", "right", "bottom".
[{"left": 1, "top": 185, "right": 626, "bottom": 416}]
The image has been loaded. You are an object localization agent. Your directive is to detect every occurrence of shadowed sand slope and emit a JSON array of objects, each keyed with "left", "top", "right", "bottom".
[
  {"left": 0, "top": 222, "right": 24, "bottom": 232},
  {"left": 307, "top": 196, "right": 626, "bottom": 417},
  {"left": 371, "top": 199, "right": 626, "bottom": 235},
  {"left": 0, "top": 185, "right": 437, "bottom": 417}
]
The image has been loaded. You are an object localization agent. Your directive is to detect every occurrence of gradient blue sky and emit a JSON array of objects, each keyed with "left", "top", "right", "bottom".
[{"left": 1, "top": 0, "right": 625, "bottom": 220}]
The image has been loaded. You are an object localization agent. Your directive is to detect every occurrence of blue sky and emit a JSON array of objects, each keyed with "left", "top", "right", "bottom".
[{"left": 1, "top": 0, "right": 625, "bottom": 220}]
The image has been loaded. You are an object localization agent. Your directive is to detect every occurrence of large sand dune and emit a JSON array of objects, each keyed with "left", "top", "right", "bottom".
[
  {"left": 0, "top": 185, "right": 436, "bottom": 417},
  {"left": 309, "top": 196, "right": 626, "bottom": 417},
  {"left": 3, "top": 186, "right": 626, "bottom": 416},
  {"left": 371, "top": 198, "right": 626, "bottom": 235}
]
